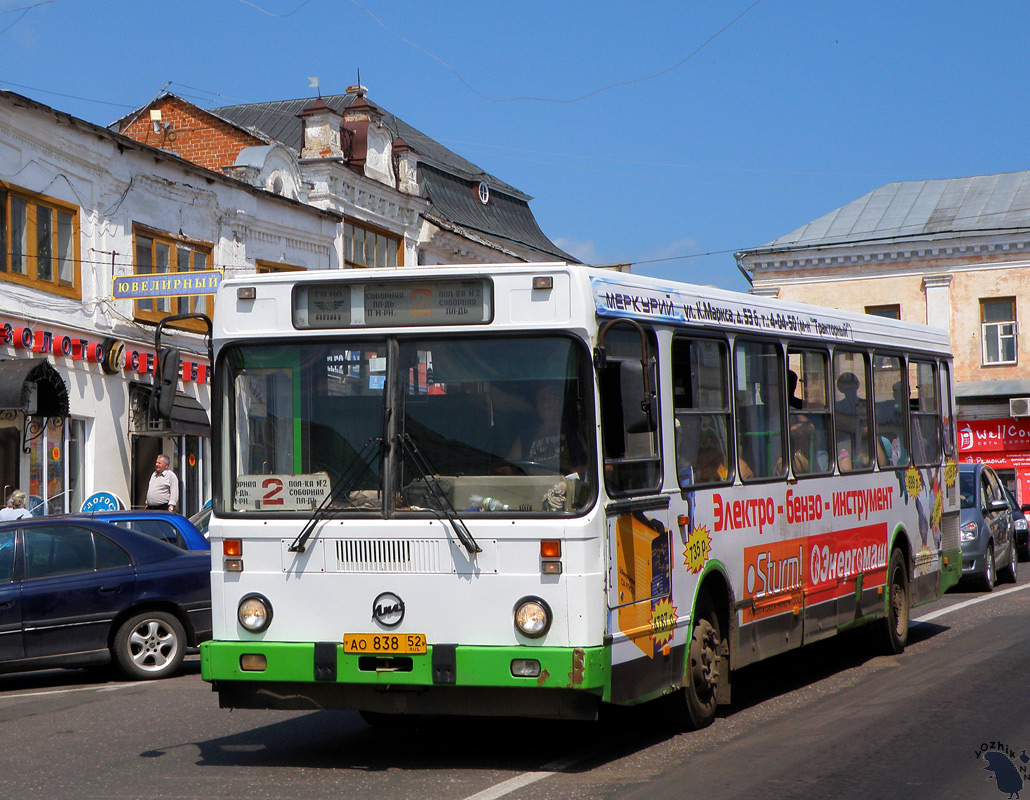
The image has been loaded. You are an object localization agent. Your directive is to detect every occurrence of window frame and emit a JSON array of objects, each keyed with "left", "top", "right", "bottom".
[
  {"left": 872, "top": 352, "right": 910, "bottom": 470},
  {"left": 832, "top": 350, "right": 875, "bottom": 474},
  {"left": 981, "top": 297, "right": 1017, "bottom": 366},
  {"left": 344, "top": 219, "right": 403, "bottom": 268},
  {"left": 786, "top": 347, "right": 834, "bottom": 478},
  {"left": 672, "top": 334, "right": 733, "bottom": 488},
  {"left": 733, "top": 338, "right": 787, "bottom": 483},
  {"left": 256, "top": 260, "right": 304, "bottom": 274},
  {"left": 908, "top": 358, "right": 943, "bottom": 467},
  {"left": 132, "top": 224, "right": 214, "bottom": 331},
  {"left": 0, "top": 184, "right": 81, "bottom": 299},
  {"left": 865, "top": 304, "right": 901, "bottom": 320}
]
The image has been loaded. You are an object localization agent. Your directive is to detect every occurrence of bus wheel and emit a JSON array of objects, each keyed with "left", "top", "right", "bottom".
[
  {"left": 672, "top": 598, "right": 720, "bottom": 730},
  {"left": 880, "top": 549, "right": 909, "bottom": 655}
]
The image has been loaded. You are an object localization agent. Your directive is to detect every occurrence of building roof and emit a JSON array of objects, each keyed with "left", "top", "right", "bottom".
[
  {"left": 210, "top": 92, "right": 576, "bottom": 262},
  {"left": 744, "top": 170, "right": 1030, "bottom": 256}
]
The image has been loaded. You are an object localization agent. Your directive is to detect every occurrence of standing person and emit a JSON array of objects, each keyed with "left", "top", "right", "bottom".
[
  {"left": 0, "top": 490, "right": 32, "bottom": 521},
  {"left": 146, "top": 454, "right": 179, "bottom": 512}
]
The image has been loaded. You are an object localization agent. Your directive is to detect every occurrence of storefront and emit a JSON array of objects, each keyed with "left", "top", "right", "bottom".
[
  {"left": 957, "top": 418, "right": 1030, "bottom": 502},
  {"left": 0, "top": 316, "right": 210, "bottom": 516}
]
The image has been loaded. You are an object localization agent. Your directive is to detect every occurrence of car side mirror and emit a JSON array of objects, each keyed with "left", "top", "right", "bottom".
[{"left": 989, "top": 499, "right": 1010, "bottom": 513}]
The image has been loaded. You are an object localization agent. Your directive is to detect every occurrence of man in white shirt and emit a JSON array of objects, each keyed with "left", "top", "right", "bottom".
[{"left": 145, "top": 454, "right": 179, "bottom": 512}]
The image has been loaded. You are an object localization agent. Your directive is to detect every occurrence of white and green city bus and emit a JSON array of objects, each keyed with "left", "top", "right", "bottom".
[{"left": 198, "top": 264, "right": 961, "bottom": 727}]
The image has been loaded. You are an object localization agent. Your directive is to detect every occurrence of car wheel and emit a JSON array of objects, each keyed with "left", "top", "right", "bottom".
[
  {"left": 982, "top": 542, "right": 996, "bottom": 592},
  {"left": 113, "top": 610, "right": 186, "bottom": 680},
  {"left": 1000, "top": 541, "right": 1018, "bottom": 584},
  {"left": 880, "top": 549, "right": 909, "bottom": 655}
]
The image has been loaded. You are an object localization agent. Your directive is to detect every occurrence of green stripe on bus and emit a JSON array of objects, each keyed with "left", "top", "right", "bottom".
[{"left": 201, "top": 641, "right": 609, "bottom": 691}]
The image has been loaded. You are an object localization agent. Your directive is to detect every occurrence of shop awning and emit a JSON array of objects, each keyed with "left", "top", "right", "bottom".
[{"left": 0, "top": 358, "right": 69, "bottom": 417}]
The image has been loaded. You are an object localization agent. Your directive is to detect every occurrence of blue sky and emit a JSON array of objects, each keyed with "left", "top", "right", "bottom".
[{"left": 3, "top": 0, "right": 1029, "bottom": 292}]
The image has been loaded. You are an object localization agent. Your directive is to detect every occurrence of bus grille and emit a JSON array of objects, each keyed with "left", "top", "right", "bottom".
[{"left": 334, "top": 539, "right": 442, "bottom": 573}]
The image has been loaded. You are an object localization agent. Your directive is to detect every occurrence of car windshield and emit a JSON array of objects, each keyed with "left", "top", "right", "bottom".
[
  {"left": 959, "top": 470, "right": 976, "bottom": 509},
  {"left": 219, "top": 335, "right": 597, "bottom": 517}
]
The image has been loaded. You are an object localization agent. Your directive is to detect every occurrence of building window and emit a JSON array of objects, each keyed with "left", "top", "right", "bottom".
[
  {"left": 344, "top": 220, "right": 401, "bottom": 268},
  {"left": 133, "top": 226, "right": 213, "bottom": 328},
  {"left": 866, "top": 305, "right": 900, "bottom": 319},
  {"left": 256, "top": 260, "right": 303, "bottom": 273},
  {"left": 981, "top": 298, "right": 1016, "bottom": 365},
  {"left": 0, "top": 185, "right": 80, "bottom": 298}
]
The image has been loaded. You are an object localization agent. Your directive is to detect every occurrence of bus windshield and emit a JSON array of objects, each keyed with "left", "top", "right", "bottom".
[{"left": 220, "top": 334, "right": 596, "bottom": 516}]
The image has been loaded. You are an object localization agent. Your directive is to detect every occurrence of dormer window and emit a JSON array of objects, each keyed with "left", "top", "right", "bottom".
[{"left": 478, "top": 181, "right": 490, "bottom": 205}]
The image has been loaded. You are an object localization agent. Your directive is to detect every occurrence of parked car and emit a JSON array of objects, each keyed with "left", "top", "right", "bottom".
[
  {"left": 74, "top": 509, "right": 209, "bottom": 551},
  {"left": 959, "top": 463, "right": 1017, "bottom": 590},
  {"left": 1001, "top": 486, "right": 1030, "bottom": 562},
  {"left": 188, "top": 504, "right": 211, "bottom": 540},
  {"left": 0, "top": 517, "right": 211, "bottom": 679}
]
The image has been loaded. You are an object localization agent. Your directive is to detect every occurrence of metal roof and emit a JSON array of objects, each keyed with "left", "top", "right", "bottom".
[
  {"left": 750, "top": 170, "right": 1030, "bottom": 254},
  {"left": 211, "top": 92, "right": 574, "bottom": 261}
]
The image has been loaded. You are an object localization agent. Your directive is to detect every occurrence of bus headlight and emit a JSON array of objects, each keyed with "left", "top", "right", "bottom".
[
  {"left": 514, "top": 597, "right": 551, "bottom": 638},
  {"left": 238, "top": 594, "right": 273, "bottom": 632}
]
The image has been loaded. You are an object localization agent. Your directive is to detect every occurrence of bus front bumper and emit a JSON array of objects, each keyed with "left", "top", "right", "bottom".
[{"left": 201, "top": 641, "right": 609, "bottom": 719}]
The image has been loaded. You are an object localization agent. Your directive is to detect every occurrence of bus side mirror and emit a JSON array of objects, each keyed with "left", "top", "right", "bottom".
[{"left": 151, "top": 347, "right": 181, "bottom": 420}]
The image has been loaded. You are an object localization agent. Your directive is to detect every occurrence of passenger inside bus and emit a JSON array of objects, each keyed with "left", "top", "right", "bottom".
[
  {"left": 505, "top": 382, "right": 587, "bottom": 477},
  {"left": 786, "top": 369, "right": 830, "bottom": 475},
  {"left": 834, "top": 371, "right": 872, "bottom": 471}
]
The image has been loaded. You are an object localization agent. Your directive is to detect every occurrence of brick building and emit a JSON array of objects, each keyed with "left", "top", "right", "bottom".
[{"left": 113, "top": 88, "right": 575, "bottom": 270}]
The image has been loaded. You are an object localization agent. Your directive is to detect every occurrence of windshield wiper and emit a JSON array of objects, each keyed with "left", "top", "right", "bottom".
[
  {"left": 288, "top": 437, "right": 382, "bottom": 553},
  {"left": 397, "top": 432, "right": 481, "bottom": 555}
]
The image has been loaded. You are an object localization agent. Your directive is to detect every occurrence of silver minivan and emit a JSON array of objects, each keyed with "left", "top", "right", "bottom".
[{"left": 959, "top": 463, "right": 1017, "bottom": 590}]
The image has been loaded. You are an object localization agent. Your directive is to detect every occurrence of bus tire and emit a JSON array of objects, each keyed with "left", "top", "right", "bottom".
[
  {"left": 880, "top": 549, "right": 909, "bottom": 655},
  {"left": 671, "top": 596, "right": 721, "bottom": 730}
]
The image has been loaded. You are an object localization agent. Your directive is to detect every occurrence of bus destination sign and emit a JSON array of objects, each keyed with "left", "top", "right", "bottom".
[{"left": 293, "top": 280, "right": 492, "bottom": 329}]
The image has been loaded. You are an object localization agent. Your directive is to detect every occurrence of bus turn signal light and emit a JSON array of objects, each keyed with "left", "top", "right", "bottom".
[
  {"left": 540, "top": 540, "right": 561, "bottom": 558},
  {"left": 223, "top": 539, "right": 242, "bottom": 557}
]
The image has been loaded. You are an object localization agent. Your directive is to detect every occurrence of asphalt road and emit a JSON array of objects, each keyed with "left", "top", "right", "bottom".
[{"left": 1, "top": 576, "right": 1028, "bottom": 800}]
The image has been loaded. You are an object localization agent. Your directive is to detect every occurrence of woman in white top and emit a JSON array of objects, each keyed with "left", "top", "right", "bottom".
[{"left": 0, "top": 490, "right": 32, "bottom": 521}]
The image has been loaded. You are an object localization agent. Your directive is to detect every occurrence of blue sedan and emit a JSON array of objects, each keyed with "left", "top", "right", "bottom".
[
  {"left": 74, "top": 509, "right": 209, "bottom": 551},
  {"left": 0, "top": 517, "right": 211, "bottom": 680}
]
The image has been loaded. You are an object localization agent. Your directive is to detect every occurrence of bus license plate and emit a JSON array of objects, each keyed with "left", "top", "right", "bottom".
[{"left": 343, "top": 633, "right": 427, "bottom": 654}]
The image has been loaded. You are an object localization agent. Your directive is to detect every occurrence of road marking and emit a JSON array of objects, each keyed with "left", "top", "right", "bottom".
[
  {"left": 461, "top": 756, "right": 582, "bottom": 800},
  {"left": 0, "top": 682, "right": 136, "bottom": 701},
  {"left": 913, "top": 581, "right": 1030, "bottom": 624}
]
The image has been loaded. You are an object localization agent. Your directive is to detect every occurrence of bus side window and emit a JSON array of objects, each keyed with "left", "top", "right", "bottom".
[
  {"left": 672, "top": 337, "right": 731, "bottom": 486},
  {"left": 909, "top": 359, "right": 942, "bottom": 466},
  {"left": 940, "top": 361, "right": 956, "bottom": 457},
  {"left": 599, "top": 326, "right": 661, "bottom": 495},
  {"left": 833, "top": 351, "right": 873, "bottom": 472},
  {"left": 734, "top": 340, "right": 785, "bottom": 481},
  {"left": 786, "top": 349, "right": 832, "bottom": 476},
  {"left": 873, "top": 354, "right": 909, "bottom": 468}
]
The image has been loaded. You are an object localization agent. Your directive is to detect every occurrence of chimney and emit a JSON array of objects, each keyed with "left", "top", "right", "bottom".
[
  {"left": 342, "top": 85, "right": 382, "bottom": 173},
  {"left": 298, "top": 98, "right": 347, "bottom": 159},
  {"left": 393, "top": 136, "right": 419, "bottom": 195}
]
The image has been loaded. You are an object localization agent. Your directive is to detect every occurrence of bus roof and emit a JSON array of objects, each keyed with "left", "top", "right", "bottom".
[{"left": 216, "top": 263, "right": 951, "bottom": 355}]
